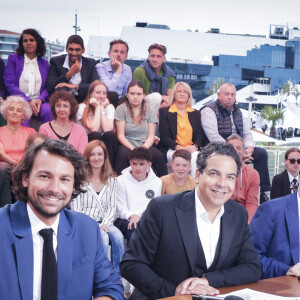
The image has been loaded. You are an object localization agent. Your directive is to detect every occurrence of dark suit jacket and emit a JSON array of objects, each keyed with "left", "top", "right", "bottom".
[
  {"left": 250, "top": 192, "right": 299, "bottom": 278},
  {"left": 0, "top": 201, "right": 124, "bottom": 300},
  {"left": 46, "top": 54, "right": 99, "bottom": 102},
  {"left": 120, "top": 190, "right": 262, "bottom": 299},
  {"left": 158, "top": 106, "right": 203, "bottom": 155},
  {"left": 270, "top": 170, "right": 293, "bottom": 199}
]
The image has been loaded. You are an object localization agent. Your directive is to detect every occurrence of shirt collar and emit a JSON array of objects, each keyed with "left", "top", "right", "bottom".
[
  {"left": 169, "top": 103, "right": 194, "bottom": 113},
  {"left": 63, "top": 55, "right": 82, "bottom": 70},
  {"left": 27, "top": 203, "right": 60, "bottom": 236},
  {"left": 287, "top": 170, "right": 298, "bottom": 183},
  {"left": 194, "top": 189, "right": 224, "bottom": 222},
  {"left": 24, "top": 54, "right": 37, "bottom": 64}
]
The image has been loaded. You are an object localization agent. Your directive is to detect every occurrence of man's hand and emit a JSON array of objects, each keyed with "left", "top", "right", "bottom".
[
  {"left": 175, "top": 277, "right": 219, "bottom": 296},
  {"left": 66, "top": 60, "right": 81, "bottom": 79},
  {"left": 110, "top": 56, "right": 122, "bottom": 74},
  {"left": 55, "top": 82, "right": 78, "bottom": 90},
  {"left": 100, "top": 224, "right": 109, "bottom": 233},
  {"left": 286, "top": 263, "right": 300, "bottom": 276},
  {"left": 128, "top": 214, "right": 140, "bottom": 229},
  {"left": 160, "top": 95, "right": 170, "bottom": 108},
  {"left": 243, "top": 146, "right": 254, "bottom": 163},
  {"left": 29, "top": 99, "right": 42, "bottom": 116}
]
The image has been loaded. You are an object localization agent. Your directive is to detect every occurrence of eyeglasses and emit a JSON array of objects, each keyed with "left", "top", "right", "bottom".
[{"left": 288, "top": 158, "right": 300, "bottom": 164}]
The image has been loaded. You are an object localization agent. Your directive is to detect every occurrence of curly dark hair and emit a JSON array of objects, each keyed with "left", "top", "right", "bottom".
[
  {"left": 11, "top": 138, "right": 87, "bottom": 202},
  {"left": 128, "top": 147, "right": 152, "bottom": 162},
  {"left": 16, "top": 28, "right": 46, "bottom": 58},
  {"left": 196, "top": 142, "right": 241, "bottom": 176},
  {"left": 49, "top": 91, "right": 78, "bottom": 121}
]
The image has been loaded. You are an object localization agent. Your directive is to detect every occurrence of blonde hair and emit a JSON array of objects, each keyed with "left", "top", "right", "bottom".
[{"left": 170, "top": 82, "right": 194, "bottom": 106}]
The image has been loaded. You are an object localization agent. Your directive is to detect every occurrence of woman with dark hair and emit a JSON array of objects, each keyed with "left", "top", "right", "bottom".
[
  {"left": 114, "top": 80, "right": 167, "bottom": 176},
  {"left": 270, "top": 147, "right": 300, "bottom": 199},
  {"left": 76, "top": 80, "right": 118, "bottom": 165},
  {"left": 39, "top": 91, "right": 88, "bottom": 154},
  {"left": 4, "top": 28, "right": 52, "bottom": 125},
  {"left": 71, "top": 140, "right": 124, "bottom": 274}
]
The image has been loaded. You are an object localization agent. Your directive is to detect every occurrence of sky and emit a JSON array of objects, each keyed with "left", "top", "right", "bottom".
[{"left": 1, "top": 0, "right": 300, "bottom": 45}]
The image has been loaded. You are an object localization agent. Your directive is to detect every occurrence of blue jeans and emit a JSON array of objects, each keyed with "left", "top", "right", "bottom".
[{"left": 100, "top": 225, "right": 124, "bottom": 275}]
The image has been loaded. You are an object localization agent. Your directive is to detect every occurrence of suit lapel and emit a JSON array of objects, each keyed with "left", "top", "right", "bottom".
[
  {"left": 174, "top": 190, "right": 206, "bottom": 275},
  {"left": 283, "top": 170, "right": 292, "bottom": 195},
  {"left": 57, "top": 210, "right": 74, "bottom": 299},
  {"left": 168, "top": 111, "right": 178, "bottom": 140},
  {"left": 214, "top": 201, "right": 235, "bottom": 267},
  {"left": 285, "top": 193, "right": 300, "bottom": 264},
  {"left": 11, "top": 201, "right": 34, "bottom": 300},
  {"left": 80, "top": 57, "right": 88, "bottom": 83}
]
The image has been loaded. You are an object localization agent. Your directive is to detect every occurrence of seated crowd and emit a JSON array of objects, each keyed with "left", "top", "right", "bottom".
[{"left": 0, "top": 28, "right": 299, "bottom": 300}]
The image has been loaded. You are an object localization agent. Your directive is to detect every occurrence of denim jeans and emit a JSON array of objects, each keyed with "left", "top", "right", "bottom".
[{"left": 100, "top": 225, "right": 124, "bottom": 275}]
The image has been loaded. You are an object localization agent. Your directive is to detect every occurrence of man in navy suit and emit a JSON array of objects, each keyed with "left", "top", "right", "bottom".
[
  {"left": 0, "top": 139, "right": 124, "bottom": 300},
  {"left": 46, "top": 34, "right": 99, "bottom": 102},
  {"left": 120, "top": 142, "right": 261, "bottom": 300},
  {"left": 250, "top": 186, "right": 300, "bottom": 279}
]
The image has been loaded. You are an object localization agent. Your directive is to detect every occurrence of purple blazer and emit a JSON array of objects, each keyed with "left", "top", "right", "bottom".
[{"left": 4, "top": 53, "right": 49, "bottom": 102}]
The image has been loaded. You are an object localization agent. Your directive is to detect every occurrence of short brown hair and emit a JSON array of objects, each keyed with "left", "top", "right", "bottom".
[
  {"left": 49, "top": 91, "right": 78, "bottom": 121},
  {"left": 148, "top": 43, "right": 167, "bottom": 56},
  {"left": 172, "top": 149, "right": 191, "bottom": 162},
  {"left": 109, "top": 39, "right": 129, "bottom": 53},
  {"left": 285, "top": 147, "right": 300, "bottom": 160}
]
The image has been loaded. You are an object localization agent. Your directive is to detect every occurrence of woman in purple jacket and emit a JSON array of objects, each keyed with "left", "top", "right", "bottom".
[{"left": 4, "top": 28, "right": 52, "bottom": 125}]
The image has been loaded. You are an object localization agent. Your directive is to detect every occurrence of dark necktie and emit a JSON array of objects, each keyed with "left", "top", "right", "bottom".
[
  {"left": 291, "top": 178, "right": 298, "bottom": 192},
  {"left": 39, "top": 228, "right": 58, "bottom": 300}
]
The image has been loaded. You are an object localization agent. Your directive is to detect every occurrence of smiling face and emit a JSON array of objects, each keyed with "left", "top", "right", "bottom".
[
  {"left": 7, "top": 102, "right": 25, "bottom": 125},
  {"left": 127, "top": 85, "right": 145, "bottom": 108},
  {"left": 66, "top": 42, "right": 85, "bottom": 64},
  {"left": 285, "top": 151, "right": 300, "bottom": 176},
  {"left": 172, "top": 156, "right": 191, "bottom": 181},
  {"left": 88, "top": 145, "right": 105, "bottom": 171},
  {"left": 22, "top": 150, "right": 75, "bottom": 225},
  {"left": 195, "top": 154, "right": 237, "bottom": 213},
  {"left": 22, "top": 34, "right": 37, "bottom": 57},
  {"left": 54, "top": 99, "right": 71, "bottom": 120},
  {"left": 90, "top": 84, "right": 107, "bottom": 103}
]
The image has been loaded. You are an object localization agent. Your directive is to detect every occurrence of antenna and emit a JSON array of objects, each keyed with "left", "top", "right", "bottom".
[{"left": 73, "top": 9, "right": 81, "bottom": 35}]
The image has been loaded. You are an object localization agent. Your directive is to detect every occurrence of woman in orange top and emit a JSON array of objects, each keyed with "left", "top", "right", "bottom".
[
  {"left": 0, "top": 95, "right": 35, "bottom": 169},
  {"left": 158, "top": 82, "right": 203, "bottom": 177}
]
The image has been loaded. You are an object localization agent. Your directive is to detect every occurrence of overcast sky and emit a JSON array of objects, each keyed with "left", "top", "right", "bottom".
[{"left": 1, "top": 0, "right": 300, "bottom": 44}]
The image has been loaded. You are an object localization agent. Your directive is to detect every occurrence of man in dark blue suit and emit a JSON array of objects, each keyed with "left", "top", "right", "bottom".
[
  {"left": 250, "top": 189, "right": 300, "bottom": 279},
  {"left": 120, "top": 142, "right": 261, "bottom": 300},
  {"left": 0, "top": 139, "right": 124, "bottom": 300}
]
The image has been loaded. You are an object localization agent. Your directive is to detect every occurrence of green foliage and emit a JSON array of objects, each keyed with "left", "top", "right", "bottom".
[
  {"left": 207, "top": 78, "right": 225, "bottom": 95},
  {"left": 261, "top": 105, "right": 284, "bottom": 137}
]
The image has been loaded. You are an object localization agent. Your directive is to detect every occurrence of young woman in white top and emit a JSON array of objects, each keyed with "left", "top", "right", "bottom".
[
  {"left": 71, "top": 140, "right": 124, "bottom": 274},
  {"left": 76, "top": 80, "right": 118, "bottom": 166}
]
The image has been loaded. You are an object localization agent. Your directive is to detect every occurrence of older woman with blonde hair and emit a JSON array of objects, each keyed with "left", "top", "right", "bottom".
[
  {"left": 0, "top": 95, "right": 35, "bottom": 169},
  {"left": 158, "top": 81, "right": 203, "bottom": 177}
]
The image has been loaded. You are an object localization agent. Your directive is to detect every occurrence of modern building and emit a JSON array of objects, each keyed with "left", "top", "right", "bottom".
[
  {"left": 87, "top": 23, "right": 300, "bottom": 105},
  {"left": 0, "top": 30, "right": 64, "bottom": 62}
]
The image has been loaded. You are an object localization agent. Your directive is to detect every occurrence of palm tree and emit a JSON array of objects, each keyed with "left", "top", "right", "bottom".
[{"left": 261, "top": 106, "right": 284, "bottom": 138}]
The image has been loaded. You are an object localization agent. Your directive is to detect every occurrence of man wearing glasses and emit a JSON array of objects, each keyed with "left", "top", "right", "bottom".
[{"left": 250, "top": 164, "right": 300, "bottom": 278}]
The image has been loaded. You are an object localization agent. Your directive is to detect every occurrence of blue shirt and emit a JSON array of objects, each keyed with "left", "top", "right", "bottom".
[{"left": 96, "top": 60, "right": 132, "bottom": 97}]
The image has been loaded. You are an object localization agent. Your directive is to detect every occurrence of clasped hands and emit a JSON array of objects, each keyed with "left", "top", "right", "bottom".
[{"left": 175, "top": 277, "right": 219, "bottom": 296}]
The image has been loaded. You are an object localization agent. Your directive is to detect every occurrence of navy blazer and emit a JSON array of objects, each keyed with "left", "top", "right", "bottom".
[
  {"left": 250, "top": 192, "right": 299, "bottom": 279},
  {"left": 270, "top": 170, "right": 293, "bottom": 199},
  {"left": 158, "top": 106, "right": 203, "bottom": 156},
  {"left": 120, "top": 190, "right": 262, "bottom": 299},
  {"left": 46, "top": 54, "right": 99, "bottom": 102},
  {"left": 0, "top": 201, "right": 124, "bottom": 300}
]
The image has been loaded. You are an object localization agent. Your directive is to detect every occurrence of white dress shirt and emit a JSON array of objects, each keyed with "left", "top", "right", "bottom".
[
  {"left": 27, "top": 203, "right": 59, "bottom": 300},
  {"left": 63, "top": 55, "right": 82, "bottom": 85},
  {"left": 287, "top": 171, "right": 298, "bottom": 193},
  {"left": 19, "top": 54, "right": 42, "bottom": 100},
  {"left": 195, "top": 191, "right": 224, "bottom": 269}
]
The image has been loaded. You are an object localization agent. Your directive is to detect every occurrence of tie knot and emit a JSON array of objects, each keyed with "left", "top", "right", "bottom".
[
  {"left": 292, "top": 179, "right": 298, "bottom": 185},
  {"left": 39, "top": 228, "right": 54, "bottom": 242}
]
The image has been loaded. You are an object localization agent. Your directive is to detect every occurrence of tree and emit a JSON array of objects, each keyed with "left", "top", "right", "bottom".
[
  {"left": 207, "top": 78, "right": 224, "bottom": 95},
  {"left": 261, "top": 105, "right": 284, "bottom": 138}
]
